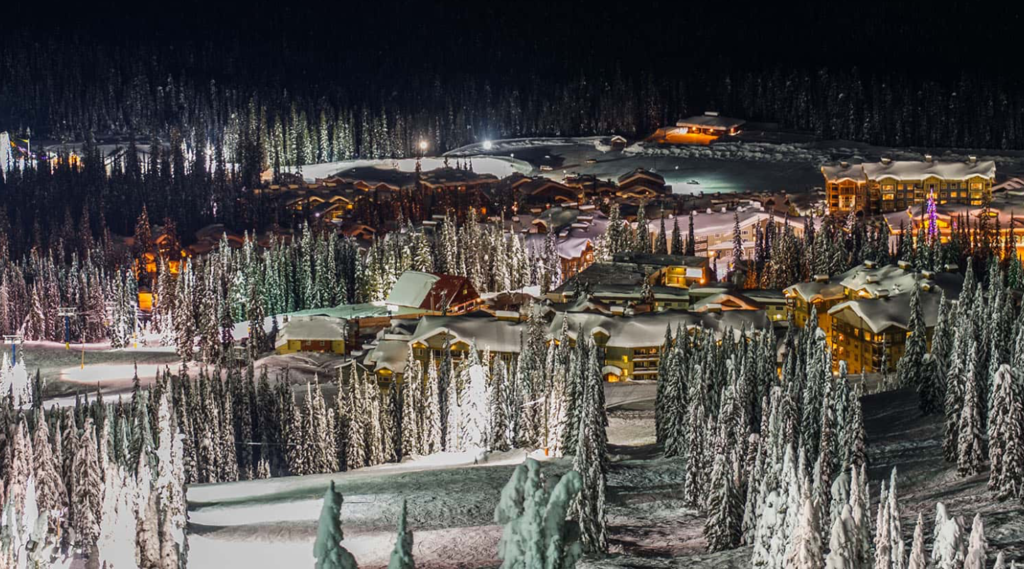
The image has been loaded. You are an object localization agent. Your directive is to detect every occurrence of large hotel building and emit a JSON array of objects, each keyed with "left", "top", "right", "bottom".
[{"left": 822, "top": 156, "right": 996, "bottom": 215}]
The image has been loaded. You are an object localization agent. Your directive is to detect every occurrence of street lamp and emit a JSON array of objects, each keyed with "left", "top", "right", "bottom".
[
  {"left": 418, "top": 140, "right": 428, "bottom": 154},
  {"left": 482, "top": 140, "right": 493, "bottom": 151}
]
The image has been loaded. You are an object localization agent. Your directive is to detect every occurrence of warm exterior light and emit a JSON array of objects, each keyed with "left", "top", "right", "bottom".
[
  {"left": 418, "top": 140, "right": 428, "bottom": 151},
  {"left": 482, "top": 140, "right": 493, "bottom": 150}
]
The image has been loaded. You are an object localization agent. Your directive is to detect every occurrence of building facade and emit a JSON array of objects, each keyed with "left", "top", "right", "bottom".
[{"left": 823, "top": 157, "right": 996, "bottom": 215}]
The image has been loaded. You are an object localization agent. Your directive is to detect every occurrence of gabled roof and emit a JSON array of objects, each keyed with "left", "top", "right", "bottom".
[
  {"left": 409, "top": 312, "right": 526, "bottom": 354},
  {"left": 828, "top": 285, "right": 946, "bottom": 334},
  {"left": 783, "top": 280, "right": 847, "bottom": 304},
  {"left": 386, "top": 272, "right": 479, "bottom": 311},
  {"left": 617, "top": 168, "right": 665, "bottom": 186}
]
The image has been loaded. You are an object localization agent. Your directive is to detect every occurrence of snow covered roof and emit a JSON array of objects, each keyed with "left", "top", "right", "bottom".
[
  {"left": 365, "top": 339, "right": 411, "bottom": 374},
  {"left": 862, "top": 160, "right": 996, "bottom": 182},
  {"left": 675, "top": 114, "right": 746, "bottom": 131},
  {"left": 386, "top": 272, "right": 479, "bottom": 311},
  {"left": 616, "top": 168, "right": 665, "bottom": 186},
  {"left": 882, "top": 192, "right": 1024, "bottom": 232},
  {"left": 823, "top": 159, "right": 996, "bottom": 183},
  {"left": 408, "top": 313, "right": 526, "bottom": 354},
  {"left": 518, "top": 207, "right": 610, "bottom": 261},
  {"left": 839, "top": 263, "right": 963, "bottom": 299},
  {"left": 275, "top": 316, "right": 348, "bottom": 348},
  {"left": 552, "top": 310, "right": 770, "bottom": 348},
  {"left": 828, "top": 285, "right": 946, "bottom": 334},
  {"left": 783, "top": 280, "right": 847, "bottom": 303},
  {"left": 645, "top": 208, "right": 814, "bottom": 240}
]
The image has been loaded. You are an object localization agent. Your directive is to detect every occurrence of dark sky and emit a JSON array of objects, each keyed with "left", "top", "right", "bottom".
[{"left": 7, "top": 0, "right": 1022, "bottom": 78}]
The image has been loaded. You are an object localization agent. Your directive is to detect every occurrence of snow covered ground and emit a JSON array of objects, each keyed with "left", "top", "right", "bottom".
[
  {"left": 182, "top": 391, "right": 1023, "bottom": 568},
  {"left": 284, "top": 155, "right": 533, "bottom": 183},
  {"left": 444, "top": 136, "right": 1024, "bottom": 195},
  {"left": 187, "top": 449, "right": 562, "bottom": 569}
]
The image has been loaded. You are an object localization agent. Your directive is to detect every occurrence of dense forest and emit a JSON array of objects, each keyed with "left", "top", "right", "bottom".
[{"left": 4, "top": 2, "right": 1024, "bottom": 158}]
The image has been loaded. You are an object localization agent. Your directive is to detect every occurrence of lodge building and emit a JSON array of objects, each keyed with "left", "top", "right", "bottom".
[{"left": 822, "top": 157, "right": 996, "bottom": 215}]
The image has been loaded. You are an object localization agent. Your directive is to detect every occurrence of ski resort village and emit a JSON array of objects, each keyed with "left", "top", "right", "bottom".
[{"left": 3, "top": 3, "right": 1024, "bottom": 568}]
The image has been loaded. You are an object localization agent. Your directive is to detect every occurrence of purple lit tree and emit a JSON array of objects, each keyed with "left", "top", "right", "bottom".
[{"left": 926, "top": 189, "right": 939, "bottom": 243}]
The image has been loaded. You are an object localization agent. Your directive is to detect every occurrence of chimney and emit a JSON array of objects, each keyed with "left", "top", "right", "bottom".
[
  {"left": 968, "top": 155, "right": 978, "bottom": 164},
  {"left": 813, "top": 274, "right": 830, "bottom": 283},
  {"left": 881, "top": 157, "right": 892, "bottom": 165},
  {"left": 876, "top": 289, "right": 890, "bottom": 299},
  {"left": 840, "top": 161, "right": 850, "bottom": 169},
  {"left": 864, "top": 260, "right": 876, "bottom": 269},
  {"left": 705, "top": 111, "right": 719, "bottom": 117},
  {"left": 897, "top": 260, "right": 911, "bottom": 270},
  {"left": 924, "top": 154, "right": 933, "bottom": 163}
]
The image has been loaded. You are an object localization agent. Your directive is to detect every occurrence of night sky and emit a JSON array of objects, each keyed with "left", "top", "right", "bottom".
[{"left": 8, "top": 1, "right": 1021, "bottom": 79}]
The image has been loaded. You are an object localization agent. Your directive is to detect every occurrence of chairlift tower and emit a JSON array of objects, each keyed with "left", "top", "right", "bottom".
[
  {"left": 58, "top": 307, "right": 78, "bottom": 349},
  {"left": 3, "top": 334, "right": 24, "bottom": 365}
]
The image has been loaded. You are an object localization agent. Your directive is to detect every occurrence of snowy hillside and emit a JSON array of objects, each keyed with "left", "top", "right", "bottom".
[{"left": 181, "top": 391, "right": 1023, "bottom": 568}]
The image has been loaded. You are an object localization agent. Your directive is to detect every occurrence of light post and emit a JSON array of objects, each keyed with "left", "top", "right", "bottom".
[
  {"left": 482, "top": 140, "right": 493, "bottom": 151},
  {"left": 418, "top": 140, "right": 428, "bottom": 157}
]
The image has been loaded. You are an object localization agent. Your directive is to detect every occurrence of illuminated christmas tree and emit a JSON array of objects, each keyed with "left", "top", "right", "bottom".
[{"left": 927, "top": 189, "right": 939, "bottom": 243}]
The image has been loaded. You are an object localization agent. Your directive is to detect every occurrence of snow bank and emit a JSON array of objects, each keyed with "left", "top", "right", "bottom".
[
  {"left": 285, "top": 156, "right": 532, "bottom": 183},
  {"left": 445, "top": 137, "right": 608, "bottom": 157},
  {"left": 188, "top": 448, "right": 545, "bottom": 505},
  {"left": 624, "top": 141, "right": 842, "bottom": 165}
]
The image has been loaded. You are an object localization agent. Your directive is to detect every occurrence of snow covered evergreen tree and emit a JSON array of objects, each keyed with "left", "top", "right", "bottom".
[
  {"left": 963, "top": 513, "right": 988, "bottom": 569},
  {"left": 704, "top": 450, "right": 742, "bottom": 552},
  {"left": 71, "top": 417, "right": 103, "bottom": 552},
  {"left": 907, "top": 512, "right": 926, "bottom": 569},
  {"left": 461, "top": 348, "right": 491, "bottom": 452},
  {"left": 422, "top": 359, "right": 442, "bottom": 454},
  {"left": 387, "top": 499, "right": 414, "bottom": 569},
  {"left": 495, "top": 459, "right": 583, "bottom": 569},
  {"left": 786, "top": 494, "right": 824, "bottom": 569},
  {"left": 957, "top": 341, "right": 985, "bottom": 477},
  {"left": 401, "top": 355, "right": 422, "bottom": 458},
  {"left": 989, "top": 363, "right": 1024, "bottom": 498},
  {"left": 896, "top": 283, "right": 926, "bottom": 390},
  {"left": 825, "top": 503, "right": 856, "bottom": 569},
  {"left": 314, "top": 481, "right": 358, "bottom": 569},
  {"left": 572, "top": 339, "right": 607, "bottom": 553},
  {"left": 931, "top": 503, "right": 966, "bottom": 569}
]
